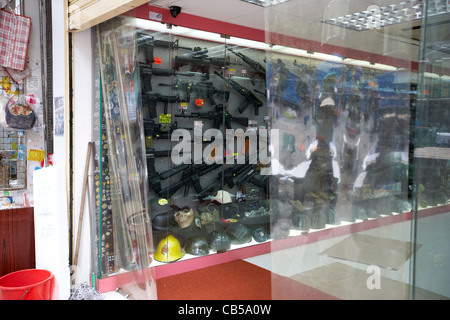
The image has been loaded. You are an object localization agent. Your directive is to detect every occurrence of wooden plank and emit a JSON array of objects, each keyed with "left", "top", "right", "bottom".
[
  {"left": 68, "top": 0, "right": 149, "bottom": 32},
  {"left": 414, "top": 147, "right": 450, "bottom": 160}
]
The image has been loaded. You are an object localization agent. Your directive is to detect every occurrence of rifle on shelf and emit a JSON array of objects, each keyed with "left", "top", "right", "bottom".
[
  {"left": 197, "top": 161, "right": 253, "bottom": 199},
  {"left": 160, "top": 80, "right": 230, "bottom": 106},
  {"left": 226, "top": 45, "right": 266, "bottom": 85},
  {"left": 147, "top": 163, "right": 191, "bottom": 196},
  {"left": 158, "top": 163, "right": 222, "bottom": 199},
  {"left": 137, "top": 31, "right": 193, "bottom": 64},
  {"left": 175, "top": 104, "right": 248, "bottom": 130},
  {"left": 146, "top": 147, "right": 172, "bottom": 159},
  {"left": 146, "top": 149, "right": 196, "bottom": 194},
  {"left": 142, "top": 92, "right": 187, "bottom": 114},
  {"left": 143, "top": 120, "right": 191, "bottom": 140},
  {"left": 249, "top": 174, "right": 269, "bottom": 193},
  {"left": 174, "top": 55, "right": 241, "bottom": 79},
  {"left": 213, "top": 71, "right": 264, "bottom": 115},
  {"left": 140, "top": 64, "right": 198, "bottom": 93},
  {"left": 236, "top": 162, "right": 267, "bottom": 192},
  {"left": 146, "top": 148, "right": 171, "bottom": 191}
]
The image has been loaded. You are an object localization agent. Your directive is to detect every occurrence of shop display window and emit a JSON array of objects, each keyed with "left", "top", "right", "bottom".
[{"left": 90, "top": 1, "right": 449, "bottom": 299}]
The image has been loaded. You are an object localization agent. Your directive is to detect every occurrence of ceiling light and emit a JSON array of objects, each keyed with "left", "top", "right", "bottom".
[
  {"left": 135, "top": 18, "right": 398, "bottom": 71},
  {"left": 323, "top": 0, "right": 450, "bottom": 31},
  {"left": 240, "top": 0, "right": 291, "bottom": 7}
]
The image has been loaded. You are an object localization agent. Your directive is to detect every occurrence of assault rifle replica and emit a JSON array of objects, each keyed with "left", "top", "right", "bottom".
[
  {"left": 174, "top": 55, "right": 241, "bottom": 79},
  {"left": 213, "top": 71, "right": 264, "bottom": 116},
  {"left": 197, "top": 159, "right": 253, "bottom": 199},
  {"left": 137, "top": 30, "right": 192, "bottom": 64},
  {"left": 158, "top": 162, "right": 222, "bottom": 199},
  {"left": 226, "top": 45, "right": 266, "bottom": 86},
  {"left": 146, "top": 148, "right": 172, "bottom": 194},
  {"left": 236, "top": 162, "right": 269, "bottom": 193},
  {"left": 144, "top": 120, "right": 191, "bottom": 140},
  {"left": 140, "top": 64, "right": 198, "bottom": 93},
  {"left": 142, "top": 92, "right": 187, "bottom": 114},
  {"left": 159, "top": 81, "right": 230, "bottom": 106},
  {"left": 175, "top": 104, "right": 248, "bottom": 130}
]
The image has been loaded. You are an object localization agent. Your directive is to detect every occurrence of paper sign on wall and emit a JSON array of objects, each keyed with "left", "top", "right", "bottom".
[{"left": 28, "top": 149, "right": 46, "bottom": 162}]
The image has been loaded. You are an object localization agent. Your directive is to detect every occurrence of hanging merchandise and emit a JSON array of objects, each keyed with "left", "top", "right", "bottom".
[
  {"left": 0, "top": 2, "right": 32, "bottom": 72},
  {"left": 4, "top": 93, "right": 36, "bottom": 130}
]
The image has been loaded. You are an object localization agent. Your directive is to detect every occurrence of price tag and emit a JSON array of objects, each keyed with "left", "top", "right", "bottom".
[
  {"left": 159, "top": 114, "right": 171, "bottom": 123},
  {"left": 195, "top": 98, "right": 204, "bottom": 106},
  {"left": 179, "top": 102, "right": 189, "bottom": 111}
]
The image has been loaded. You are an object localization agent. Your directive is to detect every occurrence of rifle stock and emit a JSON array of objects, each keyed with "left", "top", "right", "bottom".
[{"left": 213, "top": 71, "right": 264, "bottom": 115}]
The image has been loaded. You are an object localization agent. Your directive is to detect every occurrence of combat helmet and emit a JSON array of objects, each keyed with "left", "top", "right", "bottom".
[
  {"left": 207, "top": 230, "right": 231, "bottom": 253},
  {"left": 225, "top": 223, "right": 252, "bottom": 245},
  {"left": 185, "top": 235, "right": 210, "bottom": 256}
]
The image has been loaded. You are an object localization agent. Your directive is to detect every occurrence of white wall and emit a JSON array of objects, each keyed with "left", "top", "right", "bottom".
[
  {"left": 51, "top": 0, "right": 67, "bottom": 167},
  {"left": 72, "top": 28, "right": 94, "bottom": 285},
  {"left": 51, "top": 0, "right": 94, "bottom": 286}
]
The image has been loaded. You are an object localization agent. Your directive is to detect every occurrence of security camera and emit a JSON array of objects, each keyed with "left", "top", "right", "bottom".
[{"left": 170, "top": 6, "right": 181, "bottom": 18}]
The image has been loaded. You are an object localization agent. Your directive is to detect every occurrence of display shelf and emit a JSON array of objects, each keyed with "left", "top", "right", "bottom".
[{"left": 94, "top": 203, "right": 450, "bottom": 293}]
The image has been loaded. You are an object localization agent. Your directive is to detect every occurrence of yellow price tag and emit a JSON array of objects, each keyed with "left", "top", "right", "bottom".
[
  {"left": 159, "top": 114, "right": 171, "bottom": 123},
  {"left": 27, "top": 149, "right": 46, "bottom": 162}
]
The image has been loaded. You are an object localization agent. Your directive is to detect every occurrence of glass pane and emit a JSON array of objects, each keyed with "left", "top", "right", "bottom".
[
  {"left": 95, "top": 16, "right": 157, "bottom": 299},
  {"left": 264, "top": 0, "right": 418, "bottom": 300},
  {"left": 412, "top": 0, "right": 450, "bottom": 299}
]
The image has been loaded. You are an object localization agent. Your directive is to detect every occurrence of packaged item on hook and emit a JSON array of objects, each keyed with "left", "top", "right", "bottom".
[{"left": 5, "top": 93, "right": 36, "bottom": 130}]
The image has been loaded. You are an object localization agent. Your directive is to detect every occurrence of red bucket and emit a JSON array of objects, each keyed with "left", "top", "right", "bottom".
[{"left": 0, "top": 269, "right": 55, "bottom": 300}]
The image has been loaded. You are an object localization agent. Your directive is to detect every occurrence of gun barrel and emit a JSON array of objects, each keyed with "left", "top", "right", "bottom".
[{"left": 152, "top": 39, "right": 192, "bottom": 51}]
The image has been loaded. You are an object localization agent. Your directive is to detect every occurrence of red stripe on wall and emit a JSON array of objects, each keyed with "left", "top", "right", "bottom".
[
  {"left": 128, "top": 5, "right": 418, "bottom": 71},
  {"left": 132, "top": 5, "right": 265, "bottom": 43}
]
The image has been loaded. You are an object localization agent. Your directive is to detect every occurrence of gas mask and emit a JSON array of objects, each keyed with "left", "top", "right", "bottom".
[{"left": 174, "top": 207, "right": 194, "bottom": 228}]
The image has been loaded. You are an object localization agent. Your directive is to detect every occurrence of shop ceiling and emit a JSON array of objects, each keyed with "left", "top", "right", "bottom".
[
  {"left": 148, "top": 0, "right": 450, "bottom": 65},
  {"left": 68, "top": 0, "right": 449, "bottom": 65}
]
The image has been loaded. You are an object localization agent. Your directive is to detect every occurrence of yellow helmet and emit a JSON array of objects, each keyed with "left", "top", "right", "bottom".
[{"left": 154, "top": 235, "right": 185, "bottom": 263}]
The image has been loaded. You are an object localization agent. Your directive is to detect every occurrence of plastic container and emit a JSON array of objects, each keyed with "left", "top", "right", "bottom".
[{"left": 0, "top": 269, "right": 55, "bottom": 300}]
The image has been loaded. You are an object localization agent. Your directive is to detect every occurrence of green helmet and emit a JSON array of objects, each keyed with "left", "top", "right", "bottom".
[
  {"left": 185, "top": 235, "right": 209, "bottom": 256},
  {"left": 207, "top": 230, "right": 231, "bottom": 253},
  {"left": 225, "top": 223, "right": 252, "bottom": 245}
]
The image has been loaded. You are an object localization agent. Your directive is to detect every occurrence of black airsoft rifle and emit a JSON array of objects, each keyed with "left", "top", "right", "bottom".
[
  {"left": 143, "top": 119, "right": 211, "bottom": 143},
  {"left": 249, "top": 174, "right": 268, "bottom": 193},
  {"left": 146, "top": 148, "right": 172, "bottom": 194},
  {"left": 160, "top": 81, "right": 230, "bottom": 106},
  {"left": 236, "top": 162, "right": 267, "bottom": 191},
  {"left": 197, "top": 161, "right": 253, "bottom": 199},
  {"left": 175, "top": 104, "right": 248, "bottom": 130},
  {"left": 174, "top": 55, "right": 241, "bottom": 79},
  {"left": 142, "top": 92, "right": 187, "bottom": 114},
  {"left": 213, "top": 71, "right": 264, "bottom": 116},
  {"left": 137, "top": 31, "right": 192, "bottom": 64},
  {"left": 158, "top": 163, "right": 222, "bottom": 199},
  {"left": 147, "top": 162, "right": 192, "bottom": 196},
  {"left": 140, "top": 64, "right": 198, "bottom": 93},
  {"left": 226, "top": 45, "right": 266, "bottom": 85},
  {"left": 144, "top": 120, "right": 191, "bottom": 140}
]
